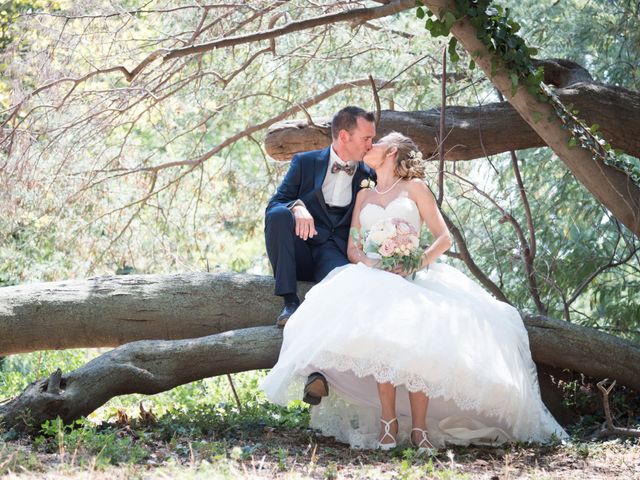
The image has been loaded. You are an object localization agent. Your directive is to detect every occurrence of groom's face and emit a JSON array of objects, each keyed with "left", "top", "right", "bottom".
[{"left": 341, "top": 118, "right": 376, "bottom": 161}]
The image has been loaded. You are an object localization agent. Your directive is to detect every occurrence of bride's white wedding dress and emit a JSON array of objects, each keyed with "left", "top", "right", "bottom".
[{"left": 261, "top": 196, "right": 568, "bottom": 449}]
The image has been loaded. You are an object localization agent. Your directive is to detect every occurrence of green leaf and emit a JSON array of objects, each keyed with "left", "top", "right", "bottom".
[
  {"left": 568, "top": 137, "right": 578, "bottom": 149},
  {"left": 510, "top": 72, "right": 518, "bottom": 96},
  {"left": 448, "top": 37, "right": 460, "bottom": 63},
  {"left": 469, "top": 59, "right": 476, "bottom": 70},
  {"left": 416, "top": 7, "right": 425, "bottom": 19},
  {"left": 443, "top": 11, "right": 457, "bottom": 30},
  {"left": 509, "top": 20, "right": 521, "bottom": 33},
  {"left": 589, "top": 123, "right": 600, "bottom": 133},
  {"left": 532, "top": 111, "right": 542, "bottom": 123}
]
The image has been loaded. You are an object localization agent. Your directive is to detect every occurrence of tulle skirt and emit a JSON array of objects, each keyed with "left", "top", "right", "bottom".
[{"left": 261, "top": 262, "right": 568, "bottom": 449}]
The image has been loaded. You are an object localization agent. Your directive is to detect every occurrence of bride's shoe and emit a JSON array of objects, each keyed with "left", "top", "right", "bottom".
[
  {"left": 377, "top": 417, "right": 398, "bottom": 451},
  {"left": 411, "top": 427, "right": 435, "bottom": 454}
]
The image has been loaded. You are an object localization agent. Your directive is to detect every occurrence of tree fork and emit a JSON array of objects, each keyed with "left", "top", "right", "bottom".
[{"left": 422, "top": 0, "right": 640, "bottom": 236}]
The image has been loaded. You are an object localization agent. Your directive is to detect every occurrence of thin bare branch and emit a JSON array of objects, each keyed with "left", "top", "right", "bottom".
[
  {"left": 596, "top": 379, "right": 640, "bottom": 438},
  {"left": 162, "top": 0, "right": 414, "bottom": 63}
]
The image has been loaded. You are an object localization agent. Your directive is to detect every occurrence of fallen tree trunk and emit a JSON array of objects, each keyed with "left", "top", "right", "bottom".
[
  {"left": 0, "top": 272, "right": 309, "bottom": 355},
  {"left": 1, "top": 311, "right": 639, "bottom": 432},
  {"left": 0, "top": 326, "right": 282, "bottom": 432},
  {"left": 1, "top": 273, "right": 639, "bottom": 387}
]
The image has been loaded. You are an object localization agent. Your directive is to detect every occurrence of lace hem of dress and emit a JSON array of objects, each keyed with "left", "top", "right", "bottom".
[
  {"left": 311, "top": 350, "right": 496, "bottom": 414},
  {"left": 300, "top": 349, "right": 562, "bottom": 442}
]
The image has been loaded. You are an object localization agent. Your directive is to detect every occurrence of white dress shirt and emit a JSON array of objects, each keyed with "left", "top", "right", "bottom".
[
  {"left": 323, "top": 148, "right": 355, "bottom": 207},
  {"left": 290, "top": 147, "right": 356, "bottom": 211}
]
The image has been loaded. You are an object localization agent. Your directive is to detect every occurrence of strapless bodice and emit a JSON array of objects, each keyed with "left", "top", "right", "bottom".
[{"left": 359, "top": 196, "right": 421, "bottom": 232}]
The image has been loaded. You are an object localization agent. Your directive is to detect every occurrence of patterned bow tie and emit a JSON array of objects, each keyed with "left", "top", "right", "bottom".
[{"left": 331, "top": 161, "right": 356, "bottom": 175}]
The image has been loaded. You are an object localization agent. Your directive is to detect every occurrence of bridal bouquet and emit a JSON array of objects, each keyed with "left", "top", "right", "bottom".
[{"left": 351, "top": 218, "right": 425, "bottom": 278}]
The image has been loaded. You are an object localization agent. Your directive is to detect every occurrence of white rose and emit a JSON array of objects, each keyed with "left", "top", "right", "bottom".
[
  {"left": 380, "top": 219, "right": 396, "bottom": 236},
  {"left": 368, "top": 228, "right": 392, "bottom": 244}
]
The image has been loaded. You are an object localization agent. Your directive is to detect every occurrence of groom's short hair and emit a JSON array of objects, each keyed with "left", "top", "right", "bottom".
[{"left": 331, "top": 106, "right": 375, "bottom": 140}]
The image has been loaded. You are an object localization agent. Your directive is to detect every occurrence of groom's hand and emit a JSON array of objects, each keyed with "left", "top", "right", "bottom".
[{"left": 292, "top": 205, "right": 317, "bottom": 240}]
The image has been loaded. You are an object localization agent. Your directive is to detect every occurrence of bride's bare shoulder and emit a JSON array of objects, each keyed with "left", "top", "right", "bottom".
[{"left": 406, "top": 178, "right": 432, "bottom": 194}]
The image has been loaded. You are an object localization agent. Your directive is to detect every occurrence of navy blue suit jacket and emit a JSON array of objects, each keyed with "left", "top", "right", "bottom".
[{"left": 266, "top": 147, "right": 376, "bottom": 255}]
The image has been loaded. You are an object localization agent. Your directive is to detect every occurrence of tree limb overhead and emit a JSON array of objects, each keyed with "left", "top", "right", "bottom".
[{"left": 264, "top": 83, "right": 640, "bottom": 162}]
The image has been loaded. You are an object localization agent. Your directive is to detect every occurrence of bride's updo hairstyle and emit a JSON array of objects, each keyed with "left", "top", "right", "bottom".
[{"left": 380, "top": 132, "right": 426, "bottom": 180}]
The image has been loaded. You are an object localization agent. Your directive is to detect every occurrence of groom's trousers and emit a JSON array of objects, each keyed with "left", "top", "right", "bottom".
[{"left": 265, "top": 205, "right": 349, "bottom": 297}]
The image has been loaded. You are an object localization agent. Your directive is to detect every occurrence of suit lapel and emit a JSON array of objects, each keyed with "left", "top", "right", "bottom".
[
  {"left": 314, "top": 148, "right": 330, "bottom": 191},
  {"left": 314, "top": 148, "right": 331, "bottom": 221}
]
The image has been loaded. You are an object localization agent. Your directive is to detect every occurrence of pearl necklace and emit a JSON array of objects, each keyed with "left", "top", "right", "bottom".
[{"left": 374, "top": 177, "right": 402, "bottom": 195}]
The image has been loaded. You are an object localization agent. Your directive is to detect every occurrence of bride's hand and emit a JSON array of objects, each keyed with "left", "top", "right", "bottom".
[
  {"left": 356, "top": 250, "right": 379, "bottom": 268},
  {"left": 361, "top": 256, "right": 380, "bottom": 268}
]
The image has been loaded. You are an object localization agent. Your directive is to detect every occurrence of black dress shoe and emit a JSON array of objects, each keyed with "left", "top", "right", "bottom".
[
  {"left": 276, "top": 303, "right": 298, "bottom": 328},
  {"left": 303, "top": 372, "right": 329, "bottom": 405}
]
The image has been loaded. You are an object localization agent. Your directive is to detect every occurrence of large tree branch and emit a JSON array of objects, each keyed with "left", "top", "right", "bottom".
[
  {"left": 0, "top": 326, "right": 282, "bottom": 432},
  {"left": 264, "top": 82, "right": 640, "bottom": 162},
  {"left": 1, "top": 273, "right": 638, "bottom": 395}
]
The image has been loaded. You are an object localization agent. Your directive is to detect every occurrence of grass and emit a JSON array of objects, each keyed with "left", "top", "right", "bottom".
[{"left": 1, "top": 353, "right": 640, "bottom": 479}]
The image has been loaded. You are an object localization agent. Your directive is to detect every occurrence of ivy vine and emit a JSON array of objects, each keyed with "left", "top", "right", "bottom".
[{"left": 416, "top": 0, "right": 640, "bottom": 186}]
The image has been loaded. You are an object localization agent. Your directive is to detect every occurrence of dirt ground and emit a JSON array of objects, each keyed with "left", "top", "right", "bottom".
[{"left": 1, "top": 420, "right": 639, "bottom": 479}]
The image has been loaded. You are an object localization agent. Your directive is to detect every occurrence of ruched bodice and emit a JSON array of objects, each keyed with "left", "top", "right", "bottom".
[{"left": 359, "top": 196, "right": 421, "bottom": 232}]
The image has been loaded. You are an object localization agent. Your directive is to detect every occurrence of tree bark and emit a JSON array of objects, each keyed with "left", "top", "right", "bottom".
[
  {"left": 422, "top": 0, "right": 640, "bottom": 236},
  {"left": 264, "top": 83, "right": 640, "bottom": 162},
  {"left": 0, "top": 272, "right": 307, "bottom": 355}
]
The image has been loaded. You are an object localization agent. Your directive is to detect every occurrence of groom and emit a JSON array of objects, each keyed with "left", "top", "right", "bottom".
[{"left": 264, "top": 106, "right": 376, "bottom": 403}]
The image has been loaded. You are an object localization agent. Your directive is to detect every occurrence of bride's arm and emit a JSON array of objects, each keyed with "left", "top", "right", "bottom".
[
  {"left": 347, "top": 190, "right": 377, "bottom": 266},
  {"left": 409, "top": 180, "right": 453, "bottom": 268}
]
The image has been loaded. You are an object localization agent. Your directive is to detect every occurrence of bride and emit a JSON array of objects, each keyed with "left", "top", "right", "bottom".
[{"left": 261, "top": 132, "right": 568, "bottom": 450}]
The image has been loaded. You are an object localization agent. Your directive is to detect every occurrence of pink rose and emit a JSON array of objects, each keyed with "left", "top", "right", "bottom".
[
  {"left": 399, "top": 236, "right": 411, "bottom": 246},
  {"left": 379, "top": 240, "right": 396, "bottom": 257}
]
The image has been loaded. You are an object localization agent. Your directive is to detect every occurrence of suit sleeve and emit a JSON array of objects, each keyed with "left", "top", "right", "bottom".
[{"left": 266, "top": 154, "right": 304, "bottom": 214}]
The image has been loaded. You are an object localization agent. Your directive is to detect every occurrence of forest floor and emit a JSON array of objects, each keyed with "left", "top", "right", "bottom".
[
  {"left": 1, "top": 400, "right": 639, "bottom": 479},
  {"left": 1, "top": 367, "right": 639, "bottom": 479}
]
